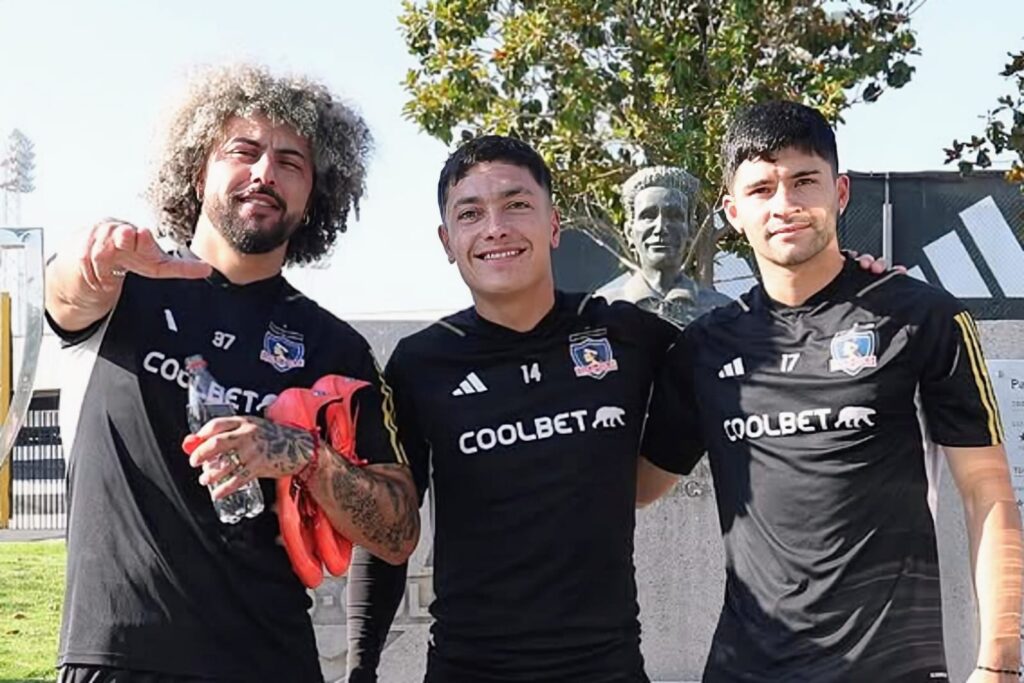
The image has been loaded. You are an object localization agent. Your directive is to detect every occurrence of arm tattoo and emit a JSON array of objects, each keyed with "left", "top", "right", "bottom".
[
  {"left": 256, "top": 421, "right": 315, "bottom": 474},
  {"left": 327, "top": 462, "right": 418, "bottom": 557}
]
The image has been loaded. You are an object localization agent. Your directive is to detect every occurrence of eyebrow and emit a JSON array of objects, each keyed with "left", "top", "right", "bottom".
[
  {"left": 225, "top": 136, "right": 309, "bottom": 163},
  {"left": 741, "top": 168, "right": 821, "bottom": 193},
  {"left": 451, "top": 186, "right": 534, "bottom": 210}
]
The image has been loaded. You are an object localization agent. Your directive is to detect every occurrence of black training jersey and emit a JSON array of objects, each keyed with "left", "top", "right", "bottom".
[
  {"left": 48, "top": 260, "right": 403, "bottom": 682},
  {"left": 643, "top": 258, "right": 1002, "bottom": 682},
  {"left": 384, "top": 292, "right": 676, "bottom": 682}
]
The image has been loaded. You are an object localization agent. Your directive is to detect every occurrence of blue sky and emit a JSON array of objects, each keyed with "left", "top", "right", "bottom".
[{"left": 1, "top": 0, "right": 1021, "bottom": 318}]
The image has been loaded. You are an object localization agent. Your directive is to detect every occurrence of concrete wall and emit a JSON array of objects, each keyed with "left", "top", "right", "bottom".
[{"left": 309, "top": 319, "right": 1023, "bottom": 683}]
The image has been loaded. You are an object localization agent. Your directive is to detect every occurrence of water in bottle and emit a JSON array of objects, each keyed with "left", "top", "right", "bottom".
[{"left": 184, "top": 354, "right": 264, "bottom": 524}]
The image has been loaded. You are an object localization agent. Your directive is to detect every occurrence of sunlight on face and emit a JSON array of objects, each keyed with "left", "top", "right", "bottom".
[
  {"left": 723, "top": 146, "right": 849, "bottom": 270},
  {"left": 438, "top": 162, "right": 559, "bottom": 300}
]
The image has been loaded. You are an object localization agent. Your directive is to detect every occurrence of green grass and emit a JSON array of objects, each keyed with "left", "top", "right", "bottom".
[{"left": 0, "top": 541, "right": 64, "bottom": 683}]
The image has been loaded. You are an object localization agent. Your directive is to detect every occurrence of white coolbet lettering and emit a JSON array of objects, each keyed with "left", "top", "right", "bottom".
[
  {"left": 142, "top": 348, "right": 276, "bottom": 415},
  {"left": 723, "top": 408, "right": 838, "bottom": 443},
  {"left": 778, "top": 412, "right": 796, "bottom": 435},
  {"left": 497, "top": 424, "right": 517, "bottom": 446},
  {"left": 457, "top": 406, "right": 625, "bottom": 454},
  {"left": 554, "top": 413, "right": 573, "bottom": 435},
  {"left": 459, "top": 432, "right": 478, "bottom": 455},
  {"left": 159, "top": 357, "right": 179, "bottom": 382},
  {"left": 143, "top": 351, "right": 162, "bottom": 374},
  {"left": 477, "top": 429, "right": 497, "bottom": 450},
  {"left": 516, "top": 422, "right": 538, "bottom": 441}
]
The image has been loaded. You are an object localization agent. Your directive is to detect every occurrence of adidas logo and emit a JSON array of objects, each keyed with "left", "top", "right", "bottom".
[
  {"left": 718, "top": 357, "right": 745, "bottom": 379},
  {"left": 907, "top": 196, "right": 1024, "bottom": 298},
  {"left": 452, "top": 372, "right": 488, "bottom": 396}
]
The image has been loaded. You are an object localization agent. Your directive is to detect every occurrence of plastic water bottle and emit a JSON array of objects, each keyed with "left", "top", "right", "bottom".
[{"left": 185, "top": 355, "right": 264, "bottom": 524}]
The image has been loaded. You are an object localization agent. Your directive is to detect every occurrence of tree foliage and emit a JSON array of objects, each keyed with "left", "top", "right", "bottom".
[
  {"left": 945, "top": 47, "right": 1024, "bottom": 191},
  {"left": 400, "top": 0, "right": 923, "bottom": 278}
]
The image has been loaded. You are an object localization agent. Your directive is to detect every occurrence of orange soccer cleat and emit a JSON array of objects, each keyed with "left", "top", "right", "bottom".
[{"left": 264, "top": 375, "right": 371, "bottom": 588}]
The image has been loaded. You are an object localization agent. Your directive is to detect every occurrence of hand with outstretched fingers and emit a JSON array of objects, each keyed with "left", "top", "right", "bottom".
[{"left": 77, "top": 219, "right": 211, "bottom": 291}]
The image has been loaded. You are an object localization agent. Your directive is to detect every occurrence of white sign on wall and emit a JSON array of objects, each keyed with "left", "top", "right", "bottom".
[{"left": 989, "top": 360, "right": 1024, "bottom": 508}]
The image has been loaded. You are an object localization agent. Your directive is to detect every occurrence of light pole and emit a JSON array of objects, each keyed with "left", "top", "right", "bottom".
[
  {"left": 0, "top": 129, "right": 40, "bottom": 526},
  {"left": 1, "top": 129, "right": 35, "bottom": 227}
]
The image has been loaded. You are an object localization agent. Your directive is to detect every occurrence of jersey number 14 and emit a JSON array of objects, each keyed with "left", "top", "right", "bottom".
[{"left": 521, "top": 362, "right": 542, "bottom": 384}]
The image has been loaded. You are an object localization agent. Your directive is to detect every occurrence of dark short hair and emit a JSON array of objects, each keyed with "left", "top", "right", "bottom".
[
  {"left": 436, "top": 135, "right": 553, "bottom": 220},
  {"left": 721, "top": 101, "right": 838, "bottom": 189}
]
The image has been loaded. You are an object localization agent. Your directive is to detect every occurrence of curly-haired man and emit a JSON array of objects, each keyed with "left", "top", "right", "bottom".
[{"left": 45, "top": 64, "right": 418, "bottom": 683}]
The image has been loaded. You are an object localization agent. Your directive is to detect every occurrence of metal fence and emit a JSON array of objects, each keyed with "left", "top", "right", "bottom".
[{"left": 8, "top": 393, "right": 65, "bottom": 530}]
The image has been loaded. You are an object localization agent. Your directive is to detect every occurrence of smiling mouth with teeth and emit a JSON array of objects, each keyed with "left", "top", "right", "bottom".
[{"left": 478, "top": 248, "right": 526, "bottom": 260}]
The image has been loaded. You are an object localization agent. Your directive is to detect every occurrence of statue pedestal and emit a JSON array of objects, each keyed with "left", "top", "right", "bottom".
[{"left": 635, "top": 460, "right": 723, "bottom": 681}]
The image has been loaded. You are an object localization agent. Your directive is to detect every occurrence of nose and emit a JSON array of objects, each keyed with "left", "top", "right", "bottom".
[
  {"left": 768, "top": 185, "right": 799, "bottom": 219},
  {"left": 482, "top": 211, "right": 509, "bottom": 240},
  {"left": 250, "top": 152, "right": 277, "bottom": 186},
  {"left": 651, "top": 213, "right": 675, "bottom": 238}
]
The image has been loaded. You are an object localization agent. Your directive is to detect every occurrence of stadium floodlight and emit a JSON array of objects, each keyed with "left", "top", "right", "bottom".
[{"left": 1, "top": 130, "right": 36, "bottom": 226}]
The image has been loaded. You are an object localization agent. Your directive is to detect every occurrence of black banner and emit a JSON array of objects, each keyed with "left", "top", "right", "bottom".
[{"left": 842, "top": 171, "right": 1024, "bottom": 320}]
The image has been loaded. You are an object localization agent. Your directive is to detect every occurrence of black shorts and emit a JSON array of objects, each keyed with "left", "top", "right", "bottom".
[{"left": 59, "top": 665, "right": 221, "bottom": 683}]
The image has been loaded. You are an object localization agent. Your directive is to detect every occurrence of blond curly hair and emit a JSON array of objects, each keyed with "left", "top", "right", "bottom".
[{"left": 147, "top": 63, "right": 371, "bottom": 265}]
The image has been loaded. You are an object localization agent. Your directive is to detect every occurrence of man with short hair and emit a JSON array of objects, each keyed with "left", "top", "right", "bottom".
[
  {"left": 346, "top": 135, "right": 680, "bottom": 682},
  {"left": 640, "top": 100, "right": 1023, "bottom": 682},
  {"left": 597, "top": 165, "right": 730, "bottom": 325},
  {"left": 46, "top": 64, "right": 418, "bottom": 683}
]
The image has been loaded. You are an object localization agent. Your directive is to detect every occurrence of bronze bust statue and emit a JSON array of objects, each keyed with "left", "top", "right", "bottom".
[{"left": 596, "top": 166, "right": 730, "bottom": 327}]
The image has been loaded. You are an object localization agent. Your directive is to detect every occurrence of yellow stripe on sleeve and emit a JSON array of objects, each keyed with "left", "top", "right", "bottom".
[
  {"left": 374, "top": 357, "right": 408, "bottom": 466},
  {"left": 953, "top": 312, "right": 1002, "bottom": 445},
  {"left": 963, "top": 313, "right": 1004, "bottom": 439}
]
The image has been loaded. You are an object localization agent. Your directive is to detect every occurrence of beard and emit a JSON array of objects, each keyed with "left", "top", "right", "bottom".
[{"left": 206, "top": 187, "right": 301, "bottom": 255}]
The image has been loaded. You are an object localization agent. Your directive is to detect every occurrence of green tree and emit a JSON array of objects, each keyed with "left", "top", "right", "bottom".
[
  {"left": 400, "top": 0, "right": 923, "bottom": 281},
  {"left": 944, "top": 46, "right": 1024, "bottom": 191}
]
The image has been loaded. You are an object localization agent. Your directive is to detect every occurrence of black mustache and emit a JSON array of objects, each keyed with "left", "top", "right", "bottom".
[{"left": 232, "top": 185, "right": 285, "bottom": 209}]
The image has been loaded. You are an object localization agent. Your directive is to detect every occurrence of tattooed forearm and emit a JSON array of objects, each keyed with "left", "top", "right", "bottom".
[
  {"left": 309, "top": 457, "right": 419, "bottom": 564},
  {"left": 256, "top": 422, "right": 315, "bottom": 474}
]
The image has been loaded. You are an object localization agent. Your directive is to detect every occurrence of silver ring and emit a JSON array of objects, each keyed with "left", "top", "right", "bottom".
[
  {"left": 110, "top": 268, "right": 126, "bottom": 278},
  {"left": 227, "top": 451, "right": 242, "bottom": 468}
]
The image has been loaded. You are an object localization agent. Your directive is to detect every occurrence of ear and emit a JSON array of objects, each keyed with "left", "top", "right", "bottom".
[
  {"left": 836, "top": 174, "right": 851, "bottom": 216},
  {"left": 549, "top": 207, "right": 561, "bottom": 249},
  {"left": 438, "top": 224, "right": 455, "bottom": 263},
  {"left": 721, "top": 194, "right": 744, "bottom": 235}
]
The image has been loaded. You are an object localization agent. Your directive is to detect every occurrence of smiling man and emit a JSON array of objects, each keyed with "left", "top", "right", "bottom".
[
  {"left": 44, "top": 64, "right": 418, "bottom": 683},
  {"left": 640, "top": 101, "right": 1023, "bottom": 682},
  {"left": 344, "top": 136, "right": 681, "bottom": 682}
]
